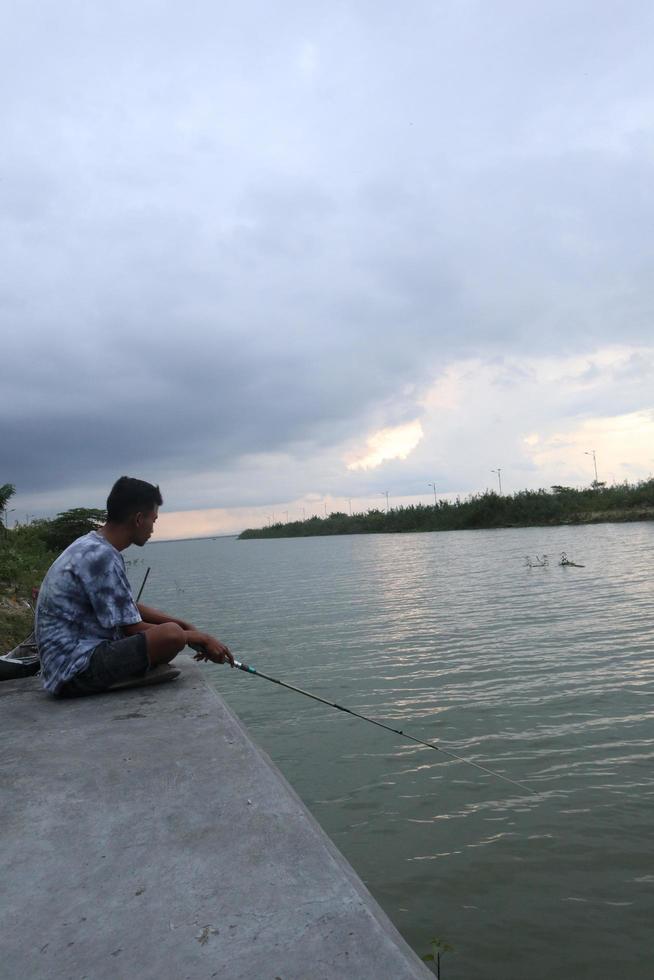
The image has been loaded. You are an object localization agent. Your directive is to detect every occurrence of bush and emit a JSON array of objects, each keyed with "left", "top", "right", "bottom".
[
  {"left": 238, "top": 479, "right": 654, "bottom": 539},
  {"left": 34, "top": 508, "right": 106, "bottom": 553}
]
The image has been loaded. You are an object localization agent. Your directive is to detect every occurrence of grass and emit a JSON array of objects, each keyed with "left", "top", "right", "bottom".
[
  {"left": 0, "top": 598, "right": 35, "bottom": 653},
  {"left": 0, "top": 525, "right": 55, "bottom": 653}
]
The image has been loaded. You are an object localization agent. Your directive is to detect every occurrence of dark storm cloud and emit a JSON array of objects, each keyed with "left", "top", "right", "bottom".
[{"left": 2, "top": 1, "right": 654, "bottom": 512}]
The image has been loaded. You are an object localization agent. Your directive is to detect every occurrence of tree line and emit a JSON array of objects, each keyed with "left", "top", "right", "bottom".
[{"left": 238, "top": 480, "right": 654, "bottom": 539}]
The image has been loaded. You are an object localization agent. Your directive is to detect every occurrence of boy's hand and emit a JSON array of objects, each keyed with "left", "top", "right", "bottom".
[{"left": 187, "top": 631, "right": 234, "bottom": 667}]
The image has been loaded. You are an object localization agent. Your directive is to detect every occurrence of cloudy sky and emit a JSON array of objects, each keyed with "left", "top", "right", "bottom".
[{"left": 2, "top": 1, "right": 653, "bottom": 538}]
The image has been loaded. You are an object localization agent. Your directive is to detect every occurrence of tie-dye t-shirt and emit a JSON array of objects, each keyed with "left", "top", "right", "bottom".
[{"left": 36, "top": 531, "right": 141, "bottom": 693}]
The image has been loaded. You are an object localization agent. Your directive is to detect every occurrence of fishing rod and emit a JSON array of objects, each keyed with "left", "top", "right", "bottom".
[
  {"left": 136, "top": 566, "right": 151, "bottom": 602},
  {"left": 157, "top": 559, "right": 533, "bottom": 795},
  {"left": 231, "top": 657, "right": 537, "bottom": 796}
]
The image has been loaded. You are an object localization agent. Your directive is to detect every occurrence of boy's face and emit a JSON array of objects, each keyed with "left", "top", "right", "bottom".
[{"left": 132, "top": 506, "right": 158, "bottom": 546}]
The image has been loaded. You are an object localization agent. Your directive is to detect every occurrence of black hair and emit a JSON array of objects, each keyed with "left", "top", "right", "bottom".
[{"left": 106, "top": 476, "right": 163, "bottom": 523}]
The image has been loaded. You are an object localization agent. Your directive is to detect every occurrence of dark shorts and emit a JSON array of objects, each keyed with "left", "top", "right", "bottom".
[{"left": 56, "top": 633, "right": 149, "bottom": 698}]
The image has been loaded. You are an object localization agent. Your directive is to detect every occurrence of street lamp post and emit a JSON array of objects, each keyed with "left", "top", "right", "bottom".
[
  {"left": 585, "top": 449, "right": 599, "bottom": 484},
  {"left": 428, "top": 482, "right": 437, "bottom": 507},
  {"left": 491, "top": 468, "right": 502, "bottom": 495},
  {"left": 380, "top": 490, "right": 390, "bottom": 512}
]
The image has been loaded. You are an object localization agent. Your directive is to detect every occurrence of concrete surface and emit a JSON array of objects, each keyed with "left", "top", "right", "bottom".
[{"left": 1, "top": 656, "right": 433, "bottom": 979}]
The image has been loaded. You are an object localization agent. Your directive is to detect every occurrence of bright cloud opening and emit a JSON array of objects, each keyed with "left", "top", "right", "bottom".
[
  {"left": 346, "top": 420, "right": 424, "bottom": 472},
  {"left": 526, "top": 410, "right": 654, "bottom": 483}
]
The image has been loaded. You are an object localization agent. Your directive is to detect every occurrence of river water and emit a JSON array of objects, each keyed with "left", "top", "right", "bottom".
[{"left": 127, "top": 521, "right": 654, "bottom": 980}]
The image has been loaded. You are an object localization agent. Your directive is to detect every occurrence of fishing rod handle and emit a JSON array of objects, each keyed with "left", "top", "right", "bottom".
[{"left": 188, "top": 644, "right": 254, "bottom": 672}]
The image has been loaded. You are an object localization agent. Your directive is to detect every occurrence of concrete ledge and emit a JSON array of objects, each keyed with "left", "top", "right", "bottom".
[{"left": 1, "top": 656, "right": 432, "bottom": 979}]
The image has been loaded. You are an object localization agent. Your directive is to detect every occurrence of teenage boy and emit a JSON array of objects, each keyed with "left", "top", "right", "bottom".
[{"left": 36, "top": 476, "right": 233, "bottom": 697}]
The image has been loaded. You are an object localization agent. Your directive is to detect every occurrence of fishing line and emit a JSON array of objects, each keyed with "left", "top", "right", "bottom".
[
  {"left": 142, "top": 564, "right": 534, "bottom": 796},
  {"left": 231, "top": 657, "right": 537, "bottom": 796}
]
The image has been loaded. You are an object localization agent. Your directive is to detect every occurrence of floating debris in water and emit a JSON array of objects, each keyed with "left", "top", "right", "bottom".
[{"left": 559, "top": 552, "right": 585, "bottom": 568}]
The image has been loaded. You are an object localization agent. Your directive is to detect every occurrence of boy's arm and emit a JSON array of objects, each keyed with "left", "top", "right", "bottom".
[
  {"left": 123, "top": 620, "right": 234, "bottom": 666},
  {"left": 136, "top": 603, "right": 196, "bottom": 631}
]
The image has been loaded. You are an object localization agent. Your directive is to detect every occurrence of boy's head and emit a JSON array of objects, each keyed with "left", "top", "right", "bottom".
[{"left": 106, "top": 476, "right": 163, "bottom": 545}]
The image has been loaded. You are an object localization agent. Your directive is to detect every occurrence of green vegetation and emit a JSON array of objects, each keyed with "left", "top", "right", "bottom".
[
  {"left": 239, "top": 479, "right": 654, "bottom": 539},
  {"left": 422, "top": 936, "right": 454, "bottom": 978},
  {"left": 35, "top": 507, "right": 106, "bottom": 553},
  {"left": 1, "top": 483, "right": 106, "bottom": 651}
]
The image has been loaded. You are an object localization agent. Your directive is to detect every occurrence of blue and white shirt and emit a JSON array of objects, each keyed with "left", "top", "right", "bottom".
[{"left": 35, "top": 531, "right": 141, "bottom": 694}]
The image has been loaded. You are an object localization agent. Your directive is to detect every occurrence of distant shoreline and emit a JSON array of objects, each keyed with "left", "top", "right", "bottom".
[
  {"left": 238, "top": 509, "right": 654, "bottom": 539},
  {"left": 238, "top": 484, "right": 654, "bottom": 540},
  {"left": 150, "top": 533, "right": 240, "bottom": 545}
]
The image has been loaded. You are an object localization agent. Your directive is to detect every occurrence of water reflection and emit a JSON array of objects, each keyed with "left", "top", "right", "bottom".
[{"left": 128, "top": 520, "right": 654, "bottom": 980}]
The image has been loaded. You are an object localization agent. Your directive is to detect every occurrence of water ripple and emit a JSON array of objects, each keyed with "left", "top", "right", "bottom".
[{"left": 130, "top": 520, "right": 654, "bottom": 980}]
